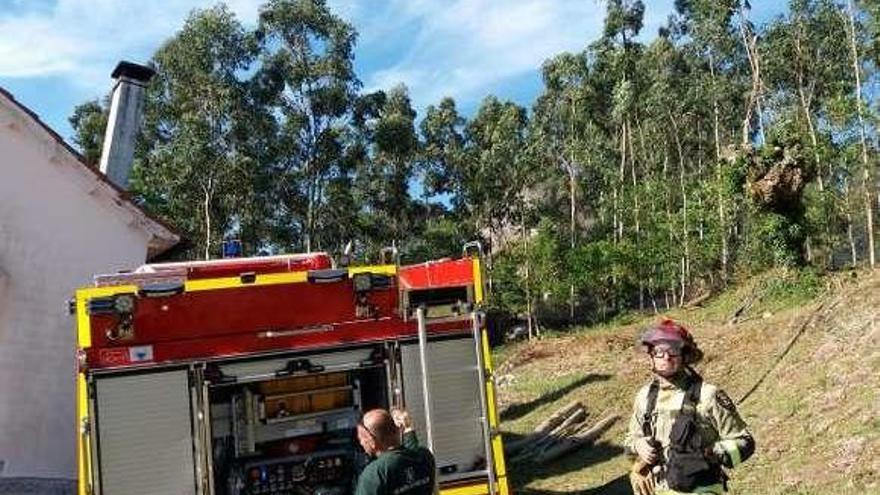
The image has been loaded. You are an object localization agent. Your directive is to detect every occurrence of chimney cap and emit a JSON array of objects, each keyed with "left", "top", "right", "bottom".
[{"left": 111, "top": 61, "right": 155, "bottom": 83}]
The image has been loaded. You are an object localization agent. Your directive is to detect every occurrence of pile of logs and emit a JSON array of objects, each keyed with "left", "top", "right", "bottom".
[{"left": 505, "top": 400, "right": 619, "bottom": 464}]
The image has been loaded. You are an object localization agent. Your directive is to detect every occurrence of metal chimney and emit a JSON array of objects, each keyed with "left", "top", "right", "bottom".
[{"left": 98, "top": 61, "right": 155, "bottom": 189}]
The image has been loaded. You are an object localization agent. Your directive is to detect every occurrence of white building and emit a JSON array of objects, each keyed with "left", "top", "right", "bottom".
[{"left": 0, "top": 85, "right": 178, "bottom": 493}]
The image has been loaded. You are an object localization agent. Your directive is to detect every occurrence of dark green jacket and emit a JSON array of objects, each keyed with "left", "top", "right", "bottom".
[{"left": 355, "top": 431, "right": 437, "bottom": 495}]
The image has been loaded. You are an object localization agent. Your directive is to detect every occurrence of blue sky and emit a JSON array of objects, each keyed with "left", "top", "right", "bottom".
[{"left": 0, "top": 0, "right": 788, "bottom": 146}]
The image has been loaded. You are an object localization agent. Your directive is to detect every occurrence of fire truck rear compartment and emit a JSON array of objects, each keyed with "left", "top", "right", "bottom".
[
  {"left": 86, "top": 335, "right": 493, "bottom": 495},
  {"left": 207, "top": 348, "right": 388, "bottom": 495}
]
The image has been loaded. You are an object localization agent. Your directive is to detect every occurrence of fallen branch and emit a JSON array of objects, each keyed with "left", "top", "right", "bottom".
[
  {"left": 685, "top": 291, "right": 712, "bottom": 308},
  {"left": 727, "top": 282, "right": 769, "bottom": 325}
]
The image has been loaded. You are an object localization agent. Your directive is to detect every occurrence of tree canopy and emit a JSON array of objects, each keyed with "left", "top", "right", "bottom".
[{"left": 71, "top": 0, "right": 880, "bottom": 328}]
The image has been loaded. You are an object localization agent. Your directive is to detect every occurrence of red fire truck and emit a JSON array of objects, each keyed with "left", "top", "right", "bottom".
[{"left": 73, "top": 249, "right": 508, "bottom": 495}]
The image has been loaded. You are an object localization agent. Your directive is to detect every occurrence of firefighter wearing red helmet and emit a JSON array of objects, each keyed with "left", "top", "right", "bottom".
[{"left": 624, "top": 319, "right": 755, "bottom": 495}]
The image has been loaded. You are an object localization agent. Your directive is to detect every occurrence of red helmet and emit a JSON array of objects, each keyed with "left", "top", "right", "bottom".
[{"left": 639, "top": 318, "right": 703, "bottom": 364}]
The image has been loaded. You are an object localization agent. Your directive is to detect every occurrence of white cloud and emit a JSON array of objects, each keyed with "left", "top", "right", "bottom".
[
  {"left": 0, "top": 0, "right": 612, "bottom": 111},
  {"left": 0, "top": 0, "right": 264, "bottom": 85},
  {"left": 360, "top": 0, "right": 607, "bottom": 109}
]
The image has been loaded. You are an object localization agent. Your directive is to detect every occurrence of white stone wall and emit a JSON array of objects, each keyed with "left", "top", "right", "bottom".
[{"left": 0, "top": 99, "right": 152, "bottom": 483}]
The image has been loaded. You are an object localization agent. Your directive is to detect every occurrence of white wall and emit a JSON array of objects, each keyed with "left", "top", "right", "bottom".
[{"left": 0, "top": 101, "right": 153, "bottom": 481}]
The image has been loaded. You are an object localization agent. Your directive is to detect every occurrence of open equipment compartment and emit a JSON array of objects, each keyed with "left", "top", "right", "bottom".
[{"left": 204, "top": 346, "right": 389, "bottom": 495}]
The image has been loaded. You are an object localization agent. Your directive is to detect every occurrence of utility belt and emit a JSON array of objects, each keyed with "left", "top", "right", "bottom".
[{"left": 642, "top": 372, "right": 727, "bottom": 493}]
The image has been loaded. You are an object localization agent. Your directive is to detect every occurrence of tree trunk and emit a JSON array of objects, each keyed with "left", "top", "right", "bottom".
[
  {"left": 617, "top": 123, "right": 627, "bottom": 242},
  {"left": 629, "top": 119, "right": 640, "bottom": 236},
  {"left": 669, "top": 112, "right": 689, "bottom": 299},
  {"left": 709, "top": 53, "right": 722, "bottom": 161},
  {"left": 203, "top": 176, "right": 214, "bottom": 261},
  {"left": 568, "top": 158, "right": 576, "bottom": 323},
  {"left": 739, "top": 5, "right": 766, "bottom": 145},
  {"left": 845, "top": 0, "right": 876, "bottom": 268},
  {"left": 717, "top": 156, "right": 728, "bottom": 283},
  {"left": 709, "top": 58, "right": 728, "bottom": 282},
  {"left": 845, "top": 178, "right": 858, "bottom": 267},
  {"left": 523, "top": 213, "right": 535, "bottom": 340}
]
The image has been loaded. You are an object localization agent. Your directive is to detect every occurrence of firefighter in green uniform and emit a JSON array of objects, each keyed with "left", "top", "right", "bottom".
[
  {"left": 624, "top": 319, "right": 755, "bottom": 495},
  {"left": 355, "top": 408, "right": 438, "bottom": 495}
]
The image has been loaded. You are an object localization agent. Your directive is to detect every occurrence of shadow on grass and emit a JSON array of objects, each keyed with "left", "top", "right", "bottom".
[
  {"left": 515, "top": 474, "right": 632, "bottom": 495},
  {"left": 503, "top": 432, "right": 629, "bottom": 494},
  {"left": 581, "top": 475, "right": 632, "bottom": 495},
  {"left": 500, "top": 373, "right": 612, "bottom": 422}
]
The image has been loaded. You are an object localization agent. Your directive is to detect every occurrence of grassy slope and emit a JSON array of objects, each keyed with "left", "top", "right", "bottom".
[{"left": 493, "top": 269, "right": 880, "bottom": 495}]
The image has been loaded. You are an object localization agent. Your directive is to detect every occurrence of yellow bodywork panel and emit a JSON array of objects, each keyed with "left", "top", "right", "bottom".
[
  {"left": 471, "top": 258, "right": 485, "bottom": 304},
  {"left": 348, "top": 264, "right": 397, "bottom": 276},
  {"left": 441, "top": 482, "right": 492, "bottom": 495}
]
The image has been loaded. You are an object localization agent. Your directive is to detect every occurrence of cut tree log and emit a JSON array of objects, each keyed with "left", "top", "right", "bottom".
[
  {"left": 505, "top": 401, "right": 585, "bottom": 455},
  {"left": 529, "top": 407, "right": 588, "bottom": 453},
  {"left": 548, "top": 407, "right": 587, "bottom": 438},
  {"left": 534, "top": 400, "right": 584, "bottom": 434},
  {"left": 535, "top": 414, "right": 620, "bottom": 464}
]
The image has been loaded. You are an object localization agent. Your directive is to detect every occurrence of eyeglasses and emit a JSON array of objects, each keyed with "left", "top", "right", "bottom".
[
  {"left": 358, "top": 421, "right": 378, "bottom": 441},
  {"left": 650, "top": 347, "right": 682, "bottom": 358}
]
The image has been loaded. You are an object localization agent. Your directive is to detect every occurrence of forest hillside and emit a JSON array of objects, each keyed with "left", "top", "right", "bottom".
[{"left": 494, "top": 268, "right": 879, "bottom": 495}]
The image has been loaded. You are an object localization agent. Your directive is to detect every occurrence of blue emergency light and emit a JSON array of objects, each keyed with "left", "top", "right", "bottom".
[{"left": 222, "top": 239, "right": 242, "bottom": 258}]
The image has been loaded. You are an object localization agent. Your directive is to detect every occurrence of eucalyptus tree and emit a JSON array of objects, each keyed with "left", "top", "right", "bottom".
[
  {"left": 420, "top": 97, "right": 467, "bottom": 213},
  {"left": 531, "top": 51, "right": 607, "bottom": 319},
  {"left": 763, "top": 0, "right": 849, "bottom": 191},
  {"left": 418, "top": 97, "right": 472, "bottom": 257},
  {"left": 360, "top": 84, "right": 420, "bottom": 247},
  {"left": 841, "top": 0, "right": 876, "bottom": 268},
  {"left": 257, "top": 0, "right": 360, "bottom": 252},
  {"left": 601, "top": 0, "right": 645, "bottom": 245},
  {"left": 736, "top": 1, "right": 768, "bottom": 145},
  {"left": 131, "top": 5, "right": 262, "bottom": 259},
  {"left": 457, "top": 96, "right": 530, "bottom": 250},
  {"left": 762, "top": 0, "right": 851, "bottom": 265},
  {"left": 638, "top": 34, "right": 697, "bottom": 303},
  {"left": 668, "top": 0, "right": 744, "bottom": 280},
  {"left": 69, "top": 99, "right": 108, "bottom": 166}
]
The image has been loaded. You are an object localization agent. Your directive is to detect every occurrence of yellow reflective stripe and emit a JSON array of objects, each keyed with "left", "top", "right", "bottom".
[
  {"left": 440, "top": 478, "right": 509, "bottom": 495},
  {"left": 77, "top": 373, "right": 90, "bottom": 495},
  {"left": 721, "top": 439, "right": 742, "bottom": 466},
  {"left": 348, "top": 265, "right": 397, "bottom": 276},
  {"left": 79, "top": 264, "right": 397, "bottom": 298},
  {"left": 441, "top": 483, "right": 489, "bottom": 495},
  {"left": 183, "top": 264, "right": 397, "bottom": 291},
  {"left": 184, "top": 271, "right": 309, "bottom": 291},
  {"left": 76, "top": 285, "right": 139, "bottom": 299},
  {"left": 472, "top": 258, "right": 484, "bottom": 303},
  {"left": 481, "top": 327, "right": 509, "bottom": 495}
]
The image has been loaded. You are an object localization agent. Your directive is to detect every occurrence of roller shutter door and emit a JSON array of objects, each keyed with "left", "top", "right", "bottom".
[
  {"left": 93, "top": 369, "right": 196, "bottom": 495},
  {"left": 401, "top": 337, "right": 485, "bottom": 477}
]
